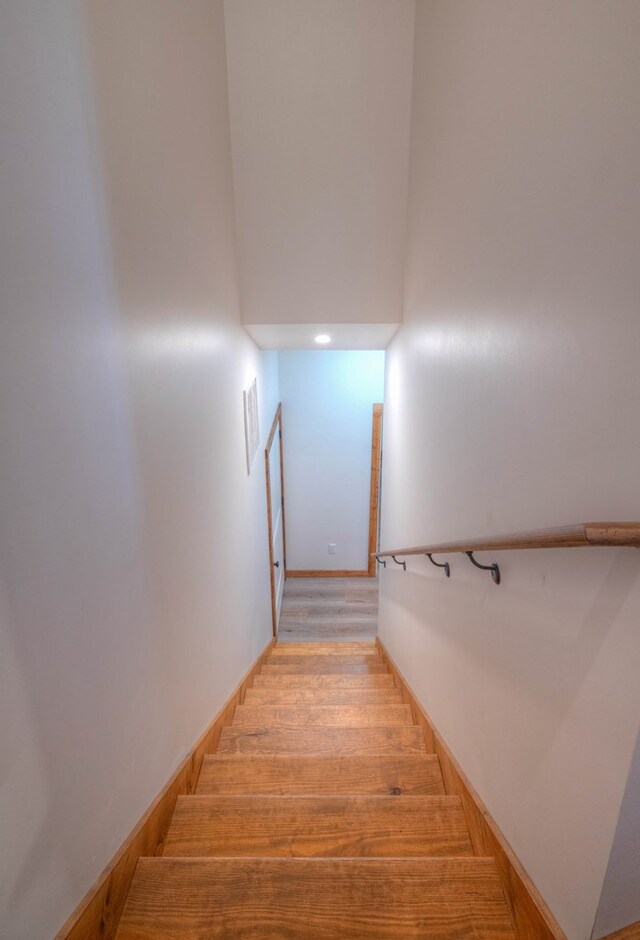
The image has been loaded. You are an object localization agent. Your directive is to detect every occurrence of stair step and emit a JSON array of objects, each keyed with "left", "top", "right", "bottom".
[
  {"left": 273, "top": 642, "right": 379, "bottom": 655},
  {"left": 268, "top": 653, "right": 380, "bottom": 666},
  {"left": 232, "top": 704, "right": 413, "bottom": 728},
  {"left": 261, "top": 662, "right": 388, "bottom": 675},
  {"left": 164, "top": 795, "right": 473, "bottom": 858},
  {"left": 243, "top": 687, "right": 403, "bottom": 705},
  {"left": 116, "top": 858, "right": 516, "bottom": 939},
  {"left": 278, "top": 629, "right": 378, "bottom": 643},
  {"left": 216, "top": 726, "right": 427, "bottom": 756},
  {"left": 253, "top": 673, "right": 395, "bottom": 689},
  {"left": 197, "top": 755, "right": 446, "bottom": 796}
]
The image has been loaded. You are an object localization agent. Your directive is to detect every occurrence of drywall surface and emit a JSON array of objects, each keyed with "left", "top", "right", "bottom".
[
  {"left": 224, "top": 0, "right": 415, "bottom": 325},
  {"left": 279, "top": 351, "right": 384, "bottom": 571},
  {"left": 593, "top": 728, "right": 640, "bottom": 937},
  {"left": 0, "top": 3, "right": 277, "bottom": 938},
  {"left": 378, "top": 3, "right": 640, "bottom": 939}
]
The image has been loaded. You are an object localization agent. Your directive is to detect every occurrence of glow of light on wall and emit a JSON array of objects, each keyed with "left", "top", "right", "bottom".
[
  {"left": 131, "top": 325, "right": 223, "bottom": 360},
  {"left": 418, "top": 322, "right": 518, "bottom": 363}
]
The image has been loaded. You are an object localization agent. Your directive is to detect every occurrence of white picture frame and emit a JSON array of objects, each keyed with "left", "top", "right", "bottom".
[{"left": 243, "top": 377, "right": 260, "bottom": 474}]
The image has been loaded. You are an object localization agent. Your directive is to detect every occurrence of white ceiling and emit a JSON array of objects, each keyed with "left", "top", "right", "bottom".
[
  {"left": 224, "top": 0, "right": 416, "bottom": 334},
  {"left": 244, "top": 322, "right": 399, "bottom": 350}
]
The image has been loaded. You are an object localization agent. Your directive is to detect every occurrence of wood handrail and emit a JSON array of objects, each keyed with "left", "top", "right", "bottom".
[{"left": 374, "top": 522, "right": 640, "bottom": 559}]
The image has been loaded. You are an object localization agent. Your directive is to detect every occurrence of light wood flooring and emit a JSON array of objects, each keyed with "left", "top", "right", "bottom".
[{"left": 277, "top": 577, "right": 378, "bottom": 642}]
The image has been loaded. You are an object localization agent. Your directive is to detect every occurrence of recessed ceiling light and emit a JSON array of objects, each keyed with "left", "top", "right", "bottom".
[{"left": 314, "top": 334, "right": 332, "bottom": 345}]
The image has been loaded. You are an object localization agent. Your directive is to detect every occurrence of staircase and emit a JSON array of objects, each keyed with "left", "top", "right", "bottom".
[{"left": 116, "top": 641, "right": 516, "bottom": 938}]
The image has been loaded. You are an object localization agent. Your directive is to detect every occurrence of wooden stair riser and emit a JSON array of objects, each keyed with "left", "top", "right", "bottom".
[
  {"left": 164, "top": 795, "right": 473, "bottom": 858},
  {"left": 261, "top": 662, "right": 388, "bottom": 675},
  {"left": 216, "top": 726, "right": 428, "bottom": 756},
  {"left": 252, "top": 673, "right": 395, "bottom": 689},
  {"left": 268, "top": 653, "right": 381, "bottom": 666},
  {"left": 116, "top": 858, "right": 516, "bottom": 940},
  {"left": 278, "top": 629, "right": 378, "bottom": 643},
  {"left": 232, "top": 704, "right": 413, "bottom": 728},
  {"left": 196, "top": 755, "right": 446, "bottom": 796},
  {"left": 272, "top": 642, "right": 379, "bottom": 655},
  {"left": 243, "top": 688, "right": 403, "bottom": 706}
]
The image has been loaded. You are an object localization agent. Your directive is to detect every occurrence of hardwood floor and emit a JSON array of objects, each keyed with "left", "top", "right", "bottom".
[
  {"left": 197, "top": 755, "right": 446, "bottom": 796},
  {"left": 164, "top": 794, "right": 473, "bottom": 858},
  {"left": 277, "top": 576, "right": 378, "bottom": 642},
  {"left": 119, "top": 858, "right": 516, "bottom": 939}
]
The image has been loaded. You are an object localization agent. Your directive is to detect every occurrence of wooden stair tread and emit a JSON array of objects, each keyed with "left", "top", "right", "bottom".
[
  {"left": 164, "top": 795, "right": 473, "bottom": 857},
  {"left": 252, "top": 673, "right": 395, "bottom": 688},
  {"left": 268, "top": 653, "right": 381, "bottom": 666},
  {"left": 216, "top": 726, "right": 427, "bottom": 756},
  {"left": 116, "top": 858, "right": 516, "bottom": 940},
  {"left": 243, "top": 687, "right": 403, "bottom": 705},
  {"left": 197, "top": 755, "right": 446, "bottom": 796},
  {"left": 279, "top": 630, "right": 378, "bottom": 643},
  {"left": 273, "top": 642, "right": 379, "bottom": 655},
  {"left": 261, "top": 662, "right": 388, "bottom": 675},
  {"left": 232, "top": 704, "right": 413, "bottom": 727}
]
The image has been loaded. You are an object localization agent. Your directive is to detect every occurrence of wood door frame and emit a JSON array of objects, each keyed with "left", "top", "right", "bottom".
[
  {"left": 367, "top": 403, "right": 384, "bottom": 576},
  {"left": 265, "top": 403, "right": 287, "bottom": 636},
  {"left": 286, "top": 403, "right": 383, "bottom": 579}
]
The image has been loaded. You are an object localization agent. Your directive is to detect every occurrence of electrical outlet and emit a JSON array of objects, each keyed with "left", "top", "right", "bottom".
[{"left": 328, "top": 543, "right": 336, "bottom": 554}]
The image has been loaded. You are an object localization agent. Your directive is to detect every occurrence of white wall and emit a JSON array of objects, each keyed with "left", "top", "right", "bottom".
[
  {"left": 279, "top": 351, "right": 384, "bottom": 571},
  {"left": 593, "top": 728, "right": 640, "bottom": 937},
  {"left": 224, "top": 0, "right": 415, "bottom": 326},
  {"left": 0, "top": 3, "right": 277, "bottom": 938},
  {"left": 379, "top": 3, "right": 640, "bottom": 939}
]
